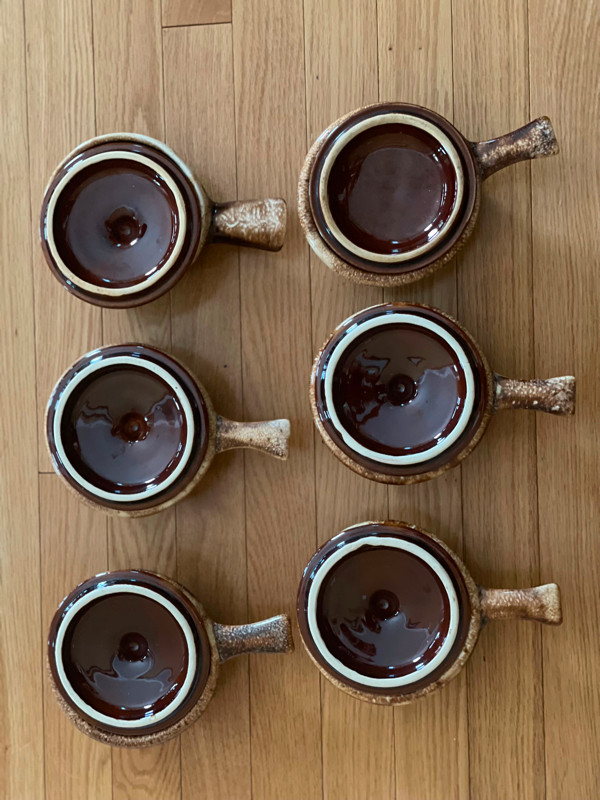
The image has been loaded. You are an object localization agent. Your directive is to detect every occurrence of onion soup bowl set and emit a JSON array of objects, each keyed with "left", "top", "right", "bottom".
[{"left": 40, "top": 103, "right": 573, "bottom": 746}]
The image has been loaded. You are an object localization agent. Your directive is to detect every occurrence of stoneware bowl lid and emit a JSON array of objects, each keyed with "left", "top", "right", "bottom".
[
  {"left": 311, "top": 303, "right": 490, "bottom": 481},
  {"left": 47, "top": 570, "right": 212, "bottom": 737},
  {"left": 297, "top": 522, "right": 477, "bottom": 701},
  {"left": 46, "top": 344, "right": 211, "bottom": 512}
]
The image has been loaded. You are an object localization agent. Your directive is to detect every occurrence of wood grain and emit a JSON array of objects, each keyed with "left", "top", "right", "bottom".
[
  {"left": 453, "top": 1, "right": 543, "bottom": 798},
  {"left": 2, "top": 1, "right": 597, "bottom": 798},
  {"left": 93, "top": 0, "right": 172, "bottom": 347},
  {"left": 92, "top": 2, "right": 180, "bottom": 797},
  {"left": 529, "top": 2, "right": 600, "bottom": 798},
  {"left": 24, "top": 0, "right": 101, "bottom": 472},
  {"left": 231, "top": 1, "right": 322, "bottom": 797},
  {"left": 304, "top": 3, "right": 394, "bottom": 798},
  {"left": 164, "top": 22, "right": 252, "bottom": 799},
  {"left": 0, "top": 2, "right": 44, "bottom": 797},
  {"left": 377, "top": 3, "right": 470, "bottom": 797},
  {"left": 39, "top": 476, "right": 111, "bottom": 800},
  {"left": 162, "top": 0, "right": 231, "bottom": 28}
]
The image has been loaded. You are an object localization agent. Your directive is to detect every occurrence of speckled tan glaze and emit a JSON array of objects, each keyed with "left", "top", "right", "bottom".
[
  {"left": 41, "top": 133, "right": 287, "bottom": 307},
  {"left": 494, "top": 374, "right": 576, "bottom": 415},
  {"left": 480, "top": 585, "right": 562, "bottom": 625},
  {"left": 216, "top": 417, "right": 290, "bottom": 460},
  {"left": 47, "top": 572, "right": 293, "bottom": 747},
  {"left": 298, "top": 521, "right": 562, "bottom": 706},
  {"left": 212, "top": 198, "right": 287, "bottom": 250},
  {"left": 213, "top": 615, "right": 294, "bottom": 662},
  {"left": 310, "top": 303, "right": 576, "bottom": 485},
  {"left": 298, "top": 105, "right": 557, "bottom": 287},
  {"left": 473, "top": 117, "right": 559, "bottom": 179},
  {"left": 47, "top": 347, "right": 290, "bottom": 517}
]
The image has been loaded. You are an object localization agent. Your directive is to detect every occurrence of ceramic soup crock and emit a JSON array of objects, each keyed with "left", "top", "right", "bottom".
[
  {"left": 311, "top": 303, "right": 575, "bottom": 484},
  {"left": 299, "top": 103, "right": 558, "bottom": 286},
  {"left": 297, "top": 521, "right": 561, "bottom": 705},
  {"left": 47, "top": 344, "right": 290, "bottom": 515},
  {"left": 48, "top": 570, "right": 293, "bottom": 746},
  {"left": 41, "top": 133, "right": 287, "bottom": 307}
]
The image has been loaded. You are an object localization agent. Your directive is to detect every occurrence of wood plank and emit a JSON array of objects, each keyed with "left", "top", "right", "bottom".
[
  {"left": 452, "top": 1, "right": 543, "bottom": 798},
  {"left": 231, "top": 2, "right": 322, "bottom": 797},
  {"left": 24, "top": 0, "right": 101, "bottom": 472},
  {"left": 108, "top": 513, "right": 180, "bottom": 800},
  {"left": 303, "top": 3, "right": 394, "bottom": 798},
  {"left": 39, "top": 475, "right": 111, "bottom": 800},
  {"left": 376, "top": 3, "right": 469, "bottom": 798},
  {"left": 528, "top": 2, "right": 600, "bottom": 797},
  {"left": 378, "top": 0, "right": 457, "bottom": 311},
  {"left": 163, "top": 22, "right": 251, "bottom": 799},
  {"left": 0, "top": 2, "right": 45, "bottom": 796},
  {"left": 91, "top": 3, "right": 180, "bottom": 797},
  {"left": 93, "top": 0, "right": 172, "bottom": 347},
  {"left": 162, "top": 0, "right": 231, "bottom": 27}
]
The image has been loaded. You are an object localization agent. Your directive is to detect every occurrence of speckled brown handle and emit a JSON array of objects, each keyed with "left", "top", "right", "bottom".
[
  {"left": 480, "top": 584, "right": 562, "bottom": 625},
  {"left": 493, "top": 373, "right": 576, "bottom": 415},
  {"left": 211, "top": 198, "right": 287, "bottom": 251},
  {"left": 215, "top": 416, "right": 290, "bottom": 459},
  {"left": 213, "top": 615, "right": 294, "bottom": 663},
  {"left": 472, "top": 117, "right": 559, "bottom": 179}
]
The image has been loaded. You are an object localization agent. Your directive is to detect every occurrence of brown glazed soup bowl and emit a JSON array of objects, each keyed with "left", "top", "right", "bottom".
[
  {"left": 48, "top": 570, "right": 293, "bottom": 747},
  {"left": 47, "top": 344, "right": 290, "bottom": 516},
  {"left": 297, "top": 521, "right": 561, "bottom": 705},
  {"left": 41, "top": 133, "right": 287, "bottom": 307},
  {"left": 298, "top": 103, "right": 558, "bottom": 286},
  {"left": 311, "top": 302, "right": 575, "bottom": 484}
]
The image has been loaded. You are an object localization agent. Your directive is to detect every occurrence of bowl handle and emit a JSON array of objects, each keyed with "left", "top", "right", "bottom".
[
  {"left": 215, "top": 416, "right": 290, "bottom": 459},
  {"left": 471, "top": 117, "right": 559, "bottom": 179},
  {"left": 479, "top": 584, "right": 562, "bottom": 625},
  {"left": 211, "top": 198, "right": 287, "bottom": 251},
  {"left": 493, "top": 373, "right": 576, "bottom": 415},
  {"left": 213, "top": 615, "right": 294, "bottom": 663}
]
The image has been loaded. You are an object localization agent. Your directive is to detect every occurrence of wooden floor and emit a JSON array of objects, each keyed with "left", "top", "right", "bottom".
[{"left": 1, "top": 0, "right": 599, "bottom": 798}]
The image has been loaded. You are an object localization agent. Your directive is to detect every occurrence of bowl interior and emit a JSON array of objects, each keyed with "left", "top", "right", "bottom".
[
  {"left": 322, "top": 117, "right": 462, "bottom": 260},
  {"left": 306, "top": 105, "right": 478, "bottom": 276}
]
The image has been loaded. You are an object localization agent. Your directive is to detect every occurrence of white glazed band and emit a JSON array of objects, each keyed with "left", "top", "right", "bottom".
[
  {"left": 306, "top": 535, "right": 460, "bottom": 688},
  {"left": 53, "top": 583, "right": 197, "bottom": 729},
  {"left": 323, "top": 310, "right": 475, "bottom": 465},
  {"left": 318, "top": 112, "right": 465, "bottom": 263},
  {"left": 51, "top": 354, "right": 196, "bottom": 503},
  {"left": 45, "top": 150, "right": 188, "bottom": 296}
]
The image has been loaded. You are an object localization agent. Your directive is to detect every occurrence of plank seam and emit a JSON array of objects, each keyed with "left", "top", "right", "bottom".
[
  {"left": 22, "top": 0, "right": 47, "bottom": 789},
  {"left": 526, "top": 1, "right": 547, "bottom": 796}
]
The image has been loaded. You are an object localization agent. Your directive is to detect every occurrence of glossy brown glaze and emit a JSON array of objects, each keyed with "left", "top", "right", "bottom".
[
  {"left": 48, "top": 571, "right": 212, "bottom": 736},
  {"left": 330, "top": 323, "right": 468, "bottom": 457},
  {"left": 52, "top": 158, "right": 180, "bottom": 288},
  {"left": 41, "top": 140, "right": 202, "bottom": 308},
  {"left": 313, "top": 304, "right": 489, "bottom": 478},
  {"left": 316, "top": 545, "right": 451, "bottom": 679},
  {"left": 62, "top": 593, "right": 189, "bottom": 719},
  {"left": 297, "top": 523, "right": 473, "bottom": 697},
  {"left": 47, "top": 345, "right": 210, "bottom": 512},
  {"left": 307, "top": 105, "right": 477, "bottom": 277},
  {"left": 326, "top": 122, "right": 458, "bottom": 256},
  {"left": 60, "top": 365, "right": 188, "bottom": 495}
]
